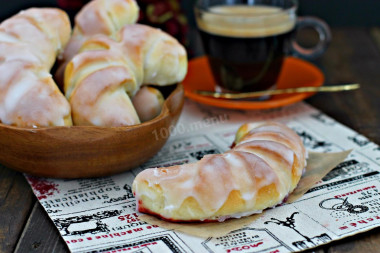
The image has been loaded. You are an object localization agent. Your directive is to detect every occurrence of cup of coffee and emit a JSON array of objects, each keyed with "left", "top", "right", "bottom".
[{"left": 194, "top": 0, "right": 331, "bottom": 94}]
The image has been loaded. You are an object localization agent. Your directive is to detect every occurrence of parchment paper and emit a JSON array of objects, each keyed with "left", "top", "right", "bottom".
[{"left": 140, "top": 150, "right": 352, "bottom": 238}]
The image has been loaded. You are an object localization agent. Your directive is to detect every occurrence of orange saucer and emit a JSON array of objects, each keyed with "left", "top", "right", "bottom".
[{"left": 182, "top": 56, "right": 324, "bottom": 110}]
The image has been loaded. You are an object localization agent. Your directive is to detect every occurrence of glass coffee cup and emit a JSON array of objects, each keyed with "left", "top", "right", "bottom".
[{"left": 194, "top": 0, "right": 331, "bottom": 95}]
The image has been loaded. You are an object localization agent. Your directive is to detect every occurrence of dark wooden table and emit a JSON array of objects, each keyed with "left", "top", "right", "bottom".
[{"left": 1, "top": 27, "right": 380, "bottom": 252}]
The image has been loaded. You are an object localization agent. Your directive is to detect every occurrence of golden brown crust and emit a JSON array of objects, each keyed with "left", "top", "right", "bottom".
[
  {"left": 132, "top": 86, "right": 165, "bottom": 122},
  {"left": 0, "top": 8, "right": 72, "bottom": 127},
  {"left": 64, "top": 24, "right": 187, "bottom": 126},
  {"left": 133, "top": 122, "right": 307, "bottom": 222},
  {"left": 55, "top": 0, "right": 139, "bottom": 87}
]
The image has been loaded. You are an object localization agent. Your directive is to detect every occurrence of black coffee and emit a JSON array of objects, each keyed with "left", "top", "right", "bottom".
[{"left": 196, "top": 5, "right": 296, "bottom": 92}]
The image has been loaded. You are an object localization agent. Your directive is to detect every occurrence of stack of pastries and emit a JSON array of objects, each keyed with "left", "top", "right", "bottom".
[
  {"left": 0, "top": 0, "right": 187, "bottom": 128},
  {"left": 133, "top": 122, "right": 307, "bottom": 222}
]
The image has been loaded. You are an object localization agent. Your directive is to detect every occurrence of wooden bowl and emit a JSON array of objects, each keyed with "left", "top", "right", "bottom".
[{"left": 0, "top": 84, "right": 184, "bottom": 178}]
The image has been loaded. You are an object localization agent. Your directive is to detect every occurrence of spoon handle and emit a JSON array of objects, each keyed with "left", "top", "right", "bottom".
[{"left": 194, "top": 83, "right": 360, "bottom": 99}]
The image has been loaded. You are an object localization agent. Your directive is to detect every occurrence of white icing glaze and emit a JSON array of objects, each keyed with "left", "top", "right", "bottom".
[
  {"left": 135, "top": 145, "right": 286, "bottom": 218},
  {"left": 0, "top": 9, "right": 71, "bottom": 127},
  {"left": 117, "top": 24, "right": 187, "bottom": 86},
  {"left": 65, "top": 23, "right": 187, "bottom": 126},
  {"left": 4, "top": 71, "right": 36, "bottom": 112},
  {"left": 239, "top": 122, "right": 307, "bottom": 173},
  {"left": 59, "top": 0, "right": 139, "bottom": 77},
  {"left": 0, "top": 32, "right": 18, "bottom": 43},
  {"left": 133, "top": 122, "right": 307, "bottom": 221}
]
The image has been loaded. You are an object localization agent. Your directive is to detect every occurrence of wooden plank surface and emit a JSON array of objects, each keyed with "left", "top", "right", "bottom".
[
  {"left": 14, "top": 202, "right": 69, "bottom": 253},
  {"left": 307, "top": 28, "right": 380, "bottom": 144},
  {"left": 0, "top": 165, "right": 34, "bottom": 253}
]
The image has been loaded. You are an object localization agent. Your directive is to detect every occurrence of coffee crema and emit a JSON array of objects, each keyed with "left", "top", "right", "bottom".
[
  {"left": 196, "top": 5, "right": 296, "bottom": 92},
  {"left": 197, "top": 5, "right": 296, "bottom": 37}
]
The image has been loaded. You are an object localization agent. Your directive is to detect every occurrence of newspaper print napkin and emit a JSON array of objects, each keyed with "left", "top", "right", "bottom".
[{"left": 25, "top": 101, "right": 380, "bottom": 253}]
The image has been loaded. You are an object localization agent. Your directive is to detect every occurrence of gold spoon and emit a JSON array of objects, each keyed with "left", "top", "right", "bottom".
[{"left": 194, "top": 83, "right": 360, "bottom": 99}]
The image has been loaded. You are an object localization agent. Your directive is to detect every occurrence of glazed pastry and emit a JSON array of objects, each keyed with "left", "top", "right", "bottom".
[
  {"left": 64, "top": 24, "right": 187, "bottom": 126},
  {"left": 0, "top": 8, "right": 72, "bottom": 127},
  {"left": 132, "top": 86, "right": 165, "bottom": 122},
  {"left": 64, "top": 37, "right": 140, "bottom": 126},
  {"left": 132, "top": 122, "right": 307, "bottom": 222},
  {"left": 115, "top": 24, "right": 188, "bottom": 87},
  {"left": 55, "top": 0, "right": 139, "bottom": 86}
]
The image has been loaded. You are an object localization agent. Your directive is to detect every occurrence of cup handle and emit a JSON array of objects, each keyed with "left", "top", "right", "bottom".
[{"left": 291, "top": 16, "right": 332, "bottom": 60}]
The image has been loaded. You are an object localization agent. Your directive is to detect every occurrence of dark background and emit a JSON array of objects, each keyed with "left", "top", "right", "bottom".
[{"left": 1, "top": 0, "right": 380, "bottom": 26}]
